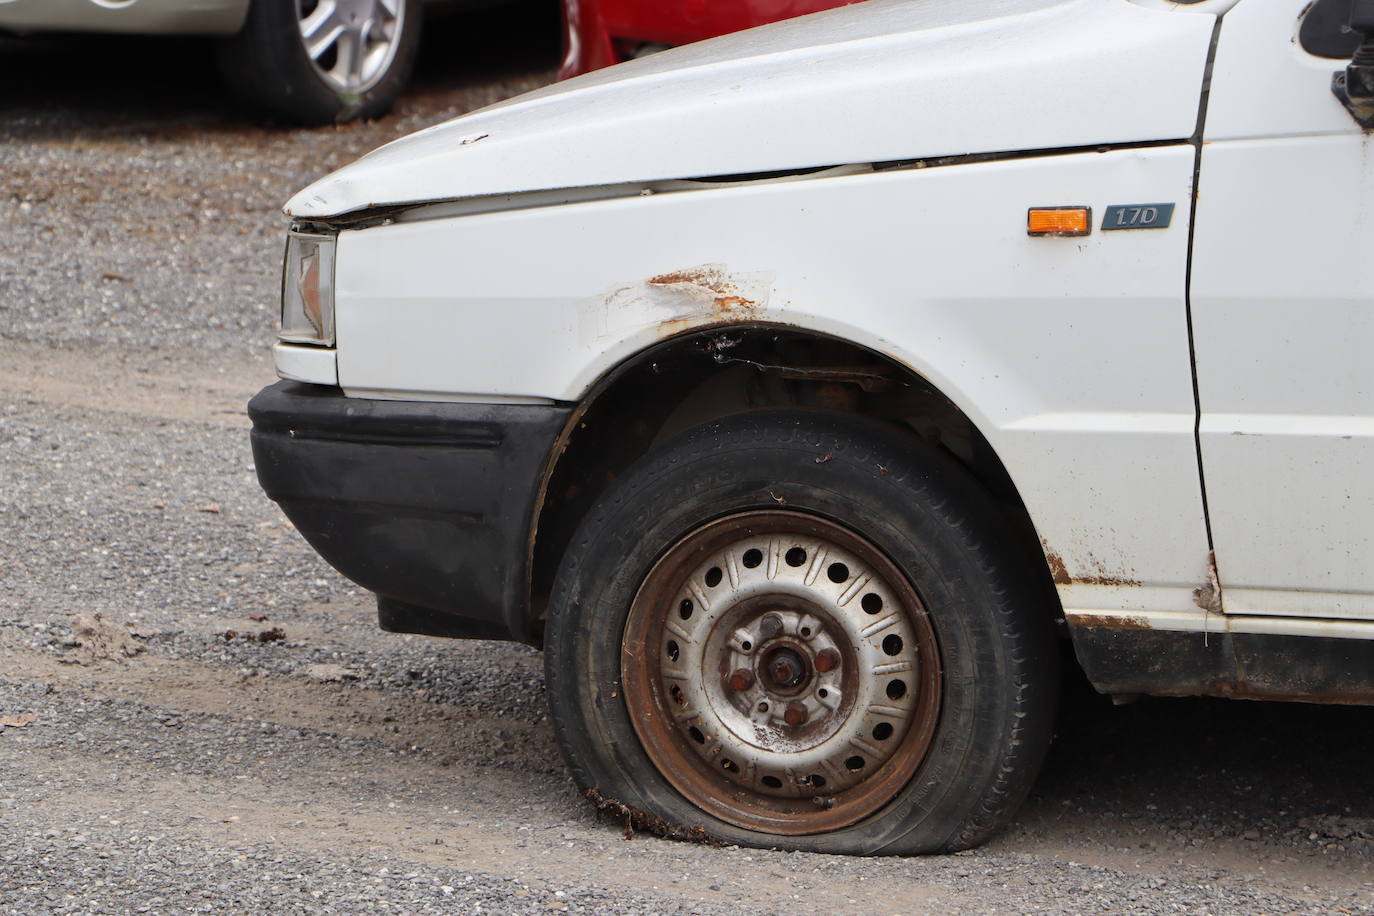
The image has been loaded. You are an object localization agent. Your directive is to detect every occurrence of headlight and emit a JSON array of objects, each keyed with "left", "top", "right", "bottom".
[{"left": 279, "top": 230, "right": 336, "bottom": 346}]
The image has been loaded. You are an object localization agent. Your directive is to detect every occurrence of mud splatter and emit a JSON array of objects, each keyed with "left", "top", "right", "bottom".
[
  {"left": 583, "top": 787, "right": 720, "bottom": 845},
  {"left": 219, "top": 627, "right": 287, "bottom": 643}
]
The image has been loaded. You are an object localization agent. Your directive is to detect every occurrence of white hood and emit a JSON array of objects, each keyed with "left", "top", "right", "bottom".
[{"left": 286, "top": 0, "right": 1215, "bottom": 219}]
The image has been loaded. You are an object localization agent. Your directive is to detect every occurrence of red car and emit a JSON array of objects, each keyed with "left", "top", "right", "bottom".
[{"left": 561, "top": 0, "right": 865, "bottom": 78}]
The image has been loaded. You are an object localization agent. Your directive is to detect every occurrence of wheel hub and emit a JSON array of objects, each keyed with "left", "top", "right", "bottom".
[
  {"left": 761, "top": 645, "right": 809, "bottom": 690},
  {"left": 622, "top": 511, "right": 942, "bottom": 834},
  {"left": 335, "top": 0, "right": 374, "bottom": 22}
]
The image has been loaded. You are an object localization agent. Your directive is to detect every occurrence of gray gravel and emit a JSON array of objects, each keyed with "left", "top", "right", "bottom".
[
  {"left": 2, "top": 10, "right": 1374, "bottom": 915},
  {"left": 0, "top": 6, "right": 557, "bottom": 358}
]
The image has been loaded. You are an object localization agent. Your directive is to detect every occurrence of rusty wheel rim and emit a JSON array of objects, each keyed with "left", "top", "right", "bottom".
[{"left": 622, "top": 511, "right": 942, "bottom": 835}]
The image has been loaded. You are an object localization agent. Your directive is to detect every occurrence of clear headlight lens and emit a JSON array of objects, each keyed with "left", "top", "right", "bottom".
[{"left": 279, "top": 231, "right": 336, "bottom": 346}]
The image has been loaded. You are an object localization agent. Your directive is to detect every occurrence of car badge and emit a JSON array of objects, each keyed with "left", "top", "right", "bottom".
[{"left": 1102, "top": 203, "right": 1175, "bottom": 231}]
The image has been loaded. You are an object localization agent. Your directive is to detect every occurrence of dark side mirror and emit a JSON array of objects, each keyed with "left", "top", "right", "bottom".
[{"left": 1334, "top": 0, "right": 1374, "bottom": 126}]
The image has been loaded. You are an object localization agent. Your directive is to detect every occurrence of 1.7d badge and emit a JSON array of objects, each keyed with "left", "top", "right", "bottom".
[{"left": 1102, "top": 203, "right": 1175, "bottom": 230}]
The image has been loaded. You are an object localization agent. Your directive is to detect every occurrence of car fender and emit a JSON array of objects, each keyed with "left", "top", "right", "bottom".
[{"left": 333, "top": 144, "right": 1213, "bottom": 617}]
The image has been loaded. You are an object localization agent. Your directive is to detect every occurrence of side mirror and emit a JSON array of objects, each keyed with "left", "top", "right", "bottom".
[{"left": 1334, "top": 0, "right": 1374, "bottom": 126}]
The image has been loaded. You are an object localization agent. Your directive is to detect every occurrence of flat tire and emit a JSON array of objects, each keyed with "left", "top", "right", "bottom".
[{"left": 545, "top": 410, "right": 1057, "bottom": 854}]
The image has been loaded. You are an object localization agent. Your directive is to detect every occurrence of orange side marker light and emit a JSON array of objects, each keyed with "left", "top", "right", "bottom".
[{"left": 1028, "top": 206, "right": 1092, "bottom": 237}]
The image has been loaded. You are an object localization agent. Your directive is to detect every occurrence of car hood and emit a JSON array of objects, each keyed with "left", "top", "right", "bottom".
[{"left": 286, "top": 0, "right": 1215, "bottom": 219}]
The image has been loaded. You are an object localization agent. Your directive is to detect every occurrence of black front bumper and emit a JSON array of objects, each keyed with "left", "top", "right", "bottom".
[{"left": 249, "top": 381, "right": 572, "bottom": 644}]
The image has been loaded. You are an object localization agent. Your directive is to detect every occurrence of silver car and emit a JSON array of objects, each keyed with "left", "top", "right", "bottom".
[{"left": 0, "top": 0, "right": 427, "bottom": 123}]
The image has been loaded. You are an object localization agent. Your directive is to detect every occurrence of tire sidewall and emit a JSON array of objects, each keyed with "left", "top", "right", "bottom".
[
  {"left": 545, "top": 411, "right": 1055, "bottom": 855},
  {"left": 221, "top": 0, "right": 422, "bottom": 124}
]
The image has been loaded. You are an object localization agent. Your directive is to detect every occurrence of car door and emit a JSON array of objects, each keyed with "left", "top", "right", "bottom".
[{"left": 1191, "top": 0, "right": 1374, "bottom": 619}]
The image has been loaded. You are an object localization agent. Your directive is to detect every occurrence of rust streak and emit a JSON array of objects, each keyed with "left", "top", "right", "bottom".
[
  {"left": 1073, "top": 574, "right": 1144, "bottom": 588},
  {"left": 713, "top": 295, "right": 754, "bottom": 311},
  {"left": 1045, "top": 550, "right": 1072, "bottom": 586},
  {"left": 648, "top": 267, "right": 757, "bottom": 319},
  {"left": 1193, "top": 549, "right": 1222, "bottom": 613},
  {"left": 1064, "top": 612, "right": 1153, "bottom": 631},
  {"left": 648, "top": 267, "right": 730, "bottom": 290},
  {"left": 1041, "top": 540, "right": 1140, "bottom": 587},
  {"left": 655, "top": 316, "right": 695, "bottom": 337}
]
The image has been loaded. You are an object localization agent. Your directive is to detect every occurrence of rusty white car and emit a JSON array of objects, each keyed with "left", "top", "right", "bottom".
[
  {"left": 0, "top": 0, "right": 425, "bottom": 123},
  {"left": 247, "top": 0, "right": 1374, "bottom": 853}
]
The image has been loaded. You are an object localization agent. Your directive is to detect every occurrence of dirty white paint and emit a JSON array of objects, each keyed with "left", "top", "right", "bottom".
[
  {"left": 332, "top": 145, "right": 1211, "bottom": 617},
  {"left": 285, "top": 0, "right": 1214, "bottom": 218},
  {"left": 1191, "top": 0, "right": 1374, "bottom": 620},
  {"left": 282, "top": 0, "right": 1374, "bottom": 634},
  {"left": 272, "top": 342, "right": 337, "bottom": 386}
]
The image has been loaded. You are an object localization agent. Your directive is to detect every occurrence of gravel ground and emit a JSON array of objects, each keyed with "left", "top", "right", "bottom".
[{"left": 2, "top": 10, "right": 1373, "bottom": 915}]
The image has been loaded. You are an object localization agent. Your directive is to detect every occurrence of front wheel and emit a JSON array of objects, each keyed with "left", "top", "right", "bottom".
[
  {"left": 545, "top": 410, "right": 1058, "bottom": 854},
  {"left": 216, "top": 0, "right": 422, "bottom": 125}
]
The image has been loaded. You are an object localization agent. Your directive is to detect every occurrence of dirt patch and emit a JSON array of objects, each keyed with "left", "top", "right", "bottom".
[
  {"left": 302, "top": 663, "right": 361, "bottom": 683},
  {"left": 0, "top": 339, "right": 266, "bottom": 428},
  {"left": 69, "top": 613, "right": 143, "bottom": 664}
]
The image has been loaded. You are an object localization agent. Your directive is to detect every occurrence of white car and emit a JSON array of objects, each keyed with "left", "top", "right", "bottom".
[
  {"left": 0, "top": 0, "right": 427, "bottom": 123},
  {"left": 248, "top": 0, "right": 1374, "bottom": 854}
]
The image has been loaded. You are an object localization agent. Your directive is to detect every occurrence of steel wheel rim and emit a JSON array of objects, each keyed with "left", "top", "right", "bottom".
[
  {"left": 622, "top": 511, "right": 942, "bottom": 835},
  {"left": 297, "top": 0, "right": 404, "bottom": 95}
]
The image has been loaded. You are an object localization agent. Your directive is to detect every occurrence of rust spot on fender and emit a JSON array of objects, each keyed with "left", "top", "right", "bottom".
[
  {"left": 655, "top": 316, "right": 694, "bottom": 337},
  {"left": 585, "top": 264, "right": 775, "bottom": 343},
  {"left": 1040, "top": 541, "right": 1138, "bottom": 586},
  {"left": 647, "top": 266, "right": 759, "bottom": 330},
  {"left": 649, "top": 267, "right": 730, "bottom": 288}
]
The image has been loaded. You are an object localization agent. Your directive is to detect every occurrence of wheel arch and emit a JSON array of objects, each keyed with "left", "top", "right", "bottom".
[{"left": 526, "top": 324, "right": 1064, "bottom": 643}]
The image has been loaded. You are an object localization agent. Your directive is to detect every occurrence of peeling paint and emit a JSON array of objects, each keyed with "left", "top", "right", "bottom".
[
  {"left": 1193, "top": 549, "right": 1222, "bottom": 613},
  {"left": 648, "top": 266, "right": 732, "bottom": 289},
  {"left": 646, "top": 265, "right": 761, "bottom": 327},
  {"left": 580, "top": 264, "right": 773, "bottom": 345}
]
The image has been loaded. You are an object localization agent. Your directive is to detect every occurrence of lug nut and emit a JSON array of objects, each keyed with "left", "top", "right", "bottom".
[
  {"left": 728, "top": 669, "right": 755, "bottom": 691},
  {"left": 815, "top": 648, "right": 840, "bottom": 673},
  {"left": 784, "top": 701, "right": 808, "bottom": 726},
  {"left": 759, "top": 614, "right": 783, "bottom": 639}
]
